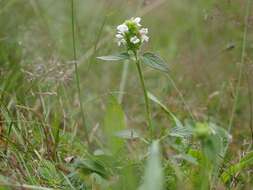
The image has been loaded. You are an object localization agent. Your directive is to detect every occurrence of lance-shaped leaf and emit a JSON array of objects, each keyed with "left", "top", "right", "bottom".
[
  {"left": 104, "top": 96, "right": 126, "bottom": 153},
  {"left": 148, "top": 92, "right": 192, "bottom": 138},
  {"left": 139, "top": 141, "right": 164, "bottom": 190},
  {"left": 97, "top": 52, "right": 130, "bottom": 61},
  {"left": 141, "top": 52, "right": 169, "bottom": 72}
]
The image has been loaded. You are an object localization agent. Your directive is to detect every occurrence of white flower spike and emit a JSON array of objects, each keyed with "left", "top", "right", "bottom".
[{"left": 115, "top": 17, "right": 149, "bottom": 51}]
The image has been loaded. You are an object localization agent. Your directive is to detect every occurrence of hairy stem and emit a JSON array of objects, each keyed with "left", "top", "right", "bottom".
[{"left": 134, "top": 53, "right": 153, "bottom": 138}]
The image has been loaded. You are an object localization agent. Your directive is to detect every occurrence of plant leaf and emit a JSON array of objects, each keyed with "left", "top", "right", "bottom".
[
  {"left": 74, "top": 159, "right": 108, "bottom": 178},
  {"left": 172, "top": 154, "right": 199, "bottom": 165},
  {"left": 169, "top": 125, "right": 193, "bottom": 138},
  {"left": 148, "top": 92, "right": 178, "bottom": 122},
  {"left": 221, "top": 151, "right": 253, "bottom": 183},
  {"left": 97, "top": 52, "right": 130, "bottom": 61},
  {"left": 104, "top": 96, "right": 126, "bottom": 153},
  {"left": 141, "top": 52, "right": 169, "bottom": 72},
  {"left": 139, "top": 141, "right": 164, "bottom": 190}
]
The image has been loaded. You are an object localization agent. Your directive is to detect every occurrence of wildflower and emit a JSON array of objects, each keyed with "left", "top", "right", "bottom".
[
  {"left": 117, "top": 39, "right": 126, "bottom": 46},
  {"left": 130, "top": 36, "right": 140, "bottom": 44},
  {"left": 139, "top": 28, "right": 148, "bottom": 35},
  {"left": 132, "top": 17, "right": 141, "bottom": 26},
  {"left": 116, "top": 17, "right": 149, "bottom": 52},
  {"left": 117, "top": 24, "right": 129, "bottom": 34},
  {"left": 139, "top": 28, "right": 149, "bottom": 42},
  {"left": 116, "top": 34, "right": 123, "bottom": 39},
  {"left": 98, "top": 16, "right": 169, "bottom": 140}
]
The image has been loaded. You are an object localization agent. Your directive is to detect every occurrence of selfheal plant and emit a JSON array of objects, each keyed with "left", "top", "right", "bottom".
[{"left": 98, "top": 17, "right": 169, "bottom": 138}]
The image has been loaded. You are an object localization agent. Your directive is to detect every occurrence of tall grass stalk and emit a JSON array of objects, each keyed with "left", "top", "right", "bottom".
[
  {"left": 71, "top": 0, "right": 90, "bottom": 147},
  {"left": 214, "top": 0, "right": 252, "bottom": 186},
  {"left": 227, "top": 0, "right": 252, "bottom": 134}
]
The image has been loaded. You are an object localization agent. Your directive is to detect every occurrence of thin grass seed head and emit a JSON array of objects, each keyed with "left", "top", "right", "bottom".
[{"left": 116, "top": 17, "right": 149, "bottom": 52}]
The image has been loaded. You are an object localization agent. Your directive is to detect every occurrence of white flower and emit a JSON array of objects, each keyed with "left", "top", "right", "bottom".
[
  {"left": 116, "top": 34, "right": 123, "bottom": 39},
  {"left": 133, "top": 17, "right": 141, "bottom": 26},
  {"left": 139, "top": 28, "right": 149, "bottom": 42},
  {"left": 116, "top": 33, "right": 126, "bottom": 46},
  {"left": 117, "top": 24, "right": 128, "bottom": 34},
  {"left": 130, "top": 36, "right": 140, "bottom": 44},
  {"left": 117, "top": 38, "right": 126, "bottom": 46},
  {"left": 139, "top": 28, "right": 148, "bottom": 35},
  {"left": 141, "top": 34, "right": 149, "bottom": 42}
]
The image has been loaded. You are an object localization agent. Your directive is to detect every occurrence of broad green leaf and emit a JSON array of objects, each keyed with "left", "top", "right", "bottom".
[
  {"left": 221, "top": 151, "right": 253, "bottom": 183},
  {"left": 139, "top": 141, "right": 164, "bottom": 190},
  {"left": 141, "top": 52, "right": 169, "bottom": 72},
  {"left": 97, "top": 52, "right": 129, "bottom": 61},
  {"left": 104, "top": 96, "right": 126, "bottom": 153},
  {"left": 74, "top": 159, "right": 108, "bottom": 178}
]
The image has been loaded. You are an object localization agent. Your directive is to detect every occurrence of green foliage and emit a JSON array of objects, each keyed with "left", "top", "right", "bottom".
[
  {"left": 221, "top": 151, "right": 253, "bottom": 183},
  {"left": 97, "top": 52, "right": 130, "bottom": 61},
  {"left": 38, "top": 160, "right": 63, "bottom": 188},
  {"left": 139, "top": 141, "right": 164, "bottom": 190},
  {"left": 103, "top": 96, "right": 126, "bottom": 153},
  {"left": 141, "top": 52, "right": 169, "bottom": 72},
  {"left": 74, "top": 158, "right": 108, "bottom": 179}
]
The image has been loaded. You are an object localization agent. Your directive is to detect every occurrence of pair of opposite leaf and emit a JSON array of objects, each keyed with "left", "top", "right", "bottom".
[{"left": 97, "top": 17, "right": 169, "bottom": 73}]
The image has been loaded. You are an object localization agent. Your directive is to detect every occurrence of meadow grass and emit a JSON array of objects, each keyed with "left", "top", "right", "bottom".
[{"left": 0, "top": 0, "right": 253, "bottom": 189}]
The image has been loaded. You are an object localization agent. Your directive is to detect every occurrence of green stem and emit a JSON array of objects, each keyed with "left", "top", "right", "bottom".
[
  {"left": 134, "top": 53, "right": 153, "bottom": 138},
  {"left": 71, "top": 0, "right": 90, "bottom": 148}
]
